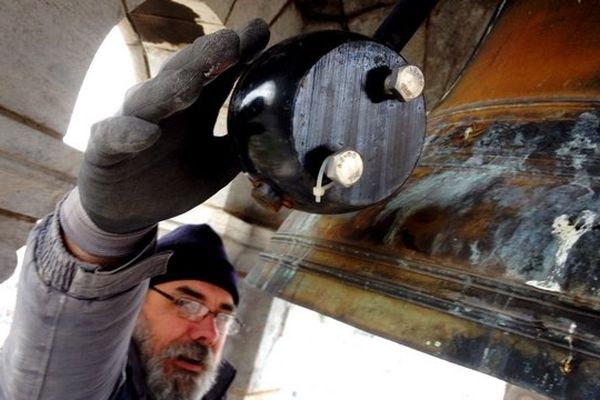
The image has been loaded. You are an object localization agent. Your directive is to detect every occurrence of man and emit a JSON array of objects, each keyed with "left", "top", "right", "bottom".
[
  {"left": 0, "top": 18, "right": 270, "bottom": 400},
  {"left": 128, "top": 223, "right": 242, "bottom": 400}
]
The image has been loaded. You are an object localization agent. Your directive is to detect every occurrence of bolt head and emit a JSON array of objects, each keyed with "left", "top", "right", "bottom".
[
  {"left": 385, "top": 65, "right": 424, "bottom": 101},
  {"left": 326, "top": 149, "right": 364, "bottom": 188}
]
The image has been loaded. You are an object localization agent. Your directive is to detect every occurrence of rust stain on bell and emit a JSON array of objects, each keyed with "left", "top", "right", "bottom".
[{"left": 247, "top": 1, "right": 600, "bottom": 399}]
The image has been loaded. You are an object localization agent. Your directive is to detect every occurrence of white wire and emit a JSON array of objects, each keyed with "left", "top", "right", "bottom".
[{"left": 313, "top": 156, "right": 334, "bottom": 203}]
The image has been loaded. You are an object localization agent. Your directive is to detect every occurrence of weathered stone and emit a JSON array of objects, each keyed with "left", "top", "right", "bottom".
[
  {"left": 423, "top": 0, "right": 501, "bottom": 109},
  {"left": 204, "top": 0, "right": 236, "bottom": 24},
  {"left": 129, "top": 0, "right": 206, "bottom": 46},
  {"left": 302, "top": 20, "right": 344, "bottom": 33},
  {"left": 400, "top": 23, "right": 427, "bottom": 68},
  {"left": 0, "top": 215, "right": 35, "bottom": 282},
  {"left": 226, "top": 0, "right": 289, "bottom": 28},
  {"left": 143, "top": 44, "right": 180, "bottom": 76},
  {"left": 176, "top": 0, "right": 225, "bottom": 25},
  {"left": 268, "top": 2, "right": 305, "bottom": 44},
  {"left": 214, "top": 104, "right": 229, "bottom": 137},
  {"left": 0, "top": 115, "right": 81, "bottom": 178},
  {"left": 118, "top": 19, "right": 151, "bottom": 81},
  {"left": 124, "top": 0, "right": 147, "bottom": 13},
  {"left": 296, "top": 0, "right": 396, "bottom": 20},
  {"left": 0, "top": 0, "right": 125, "bottom": 135},
  {"left": 0, "top": 160, "right": 73, "bottom": 220}
]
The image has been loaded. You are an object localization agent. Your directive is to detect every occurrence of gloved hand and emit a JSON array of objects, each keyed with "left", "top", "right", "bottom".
[{"left": 78, "top": 19, "right": 270, "bottom": 234}]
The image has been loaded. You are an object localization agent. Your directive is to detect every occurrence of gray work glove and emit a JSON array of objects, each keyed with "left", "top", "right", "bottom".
[{"left": 78, "top": 19, "right": 269, "bottom": 234}]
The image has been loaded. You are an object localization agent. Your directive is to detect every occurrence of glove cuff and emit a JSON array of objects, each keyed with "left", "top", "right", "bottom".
[{"left": 59, "top": 188, "right": 156, "bottom": 259}]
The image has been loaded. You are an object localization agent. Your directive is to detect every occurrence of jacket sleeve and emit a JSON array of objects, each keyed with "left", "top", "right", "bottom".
[{"left": 0, "top": 203, "right": 169, "bottom": 400}]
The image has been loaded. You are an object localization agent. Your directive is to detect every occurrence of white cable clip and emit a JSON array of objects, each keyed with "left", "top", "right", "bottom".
[{"left": 313, "top": 149, "right": 364, "bottom": 203}]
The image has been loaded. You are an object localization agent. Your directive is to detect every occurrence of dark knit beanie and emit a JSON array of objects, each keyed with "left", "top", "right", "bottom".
[{"left": 152, "top": 224, "right": 239, "bottom": 305}]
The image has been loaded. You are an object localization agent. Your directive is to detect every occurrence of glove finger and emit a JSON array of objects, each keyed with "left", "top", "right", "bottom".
[
  {"left": 237, "top": 18, "right": 270, "bottom": 63},
  {"left": 122, "top": 29, "right": 241, "bottom": 122},
  {"left": 86, "top": 116, "right": 161, "bottom": 166},
  {"left": 121, "top": 69, "right": 209, "bottom": 123},
  {"left": 179, "top": 19, "right": 270, "bottom": 129}
]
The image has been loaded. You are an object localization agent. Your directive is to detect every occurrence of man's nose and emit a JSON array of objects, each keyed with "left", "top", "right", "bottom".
[{"left": 187, "top": 314, "right": 220, "bottom": 346}]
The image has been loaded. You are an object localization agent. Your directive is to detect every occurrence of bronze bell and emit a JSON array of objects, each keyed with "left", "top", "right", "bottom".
[{"left": 246, "top": 1, "right": 600, "bottom": 399}]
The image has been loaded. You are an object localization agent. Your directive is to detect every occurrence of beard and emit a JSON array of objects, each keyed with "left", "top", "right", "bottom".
[{"left": 133, "top": 318, "right": 218, "bottom": 400}]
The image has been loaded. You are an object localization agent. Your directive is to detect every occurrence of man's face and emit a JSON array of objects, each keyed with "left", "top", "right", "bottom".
[{"left": 133, "top": 280, "right": 235, "bottom": 400}]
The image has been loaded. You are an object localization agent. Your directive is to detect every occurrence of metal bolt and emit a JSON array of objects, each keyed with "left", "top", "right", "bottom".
[
  {"left": 384, "top": 65, "right": 424, "bottom": 101},
  {"left": 326, "top": 149, "right": 364, "bottom": 188},
  {"left": 313, "top": 149, "right": 364, "bottom": 203}
]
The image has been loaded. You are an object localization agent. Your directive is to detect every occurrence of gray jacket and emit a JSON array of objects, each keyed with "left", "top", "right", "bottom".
[{"left": 0, "top": 205, "right": 231, "bottom": 399}]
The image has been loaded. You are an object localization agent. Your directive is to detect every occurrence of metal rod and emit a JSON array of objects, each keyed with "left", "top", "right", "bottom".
[{"left": 373, "top": 0, "right": 439, "bottom": 52}]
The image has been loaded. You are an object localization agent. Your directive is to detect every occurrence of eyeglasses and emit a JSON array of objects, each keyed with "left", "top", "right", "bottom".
[{"left": 150, "top": 286, "right": 242, "bottom": 336}]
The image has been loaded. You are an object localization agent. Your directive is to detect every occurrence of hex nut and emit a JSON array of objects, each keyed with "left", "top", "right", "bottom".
[
  {"left": 384, "top": 65, "right": 425, "bottom": 101},
  {"left": 326, "top": 149, "right": 364, "bottom": 188}
]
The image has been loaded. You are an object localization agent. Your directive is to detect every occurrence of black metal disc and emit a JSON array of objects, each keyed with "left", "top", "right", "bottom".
[{"left": 228, "top": 31, "right": 425, "bottom": 213}]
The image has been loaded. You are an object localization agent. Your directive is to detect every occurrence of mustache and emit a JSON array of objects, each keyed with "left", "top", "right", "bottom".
[{"left": 162, "top": 341, "right": 212, "bottom": 367}]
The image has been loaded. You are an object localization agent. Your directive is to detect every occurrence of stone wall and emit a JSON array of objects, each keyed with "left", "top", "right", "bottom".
[{"left": 0, "top": 0, "right": 132, "bottom": 275}]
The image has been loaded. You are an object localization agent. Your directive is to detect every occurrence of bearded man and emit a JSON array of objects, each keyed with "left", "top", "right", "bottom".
[
  {"left": 128, "top": 223, "right": 242, "bottom": 400},
  {"left": 0, "top": 18, "right": 270, "bottom": 400}
]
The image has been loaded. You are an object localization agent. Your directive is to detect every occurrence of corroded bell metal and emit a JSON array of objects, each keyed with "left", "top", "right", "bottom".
[{"left": 247, "top": 1, "right": 600, "bottom": 398}]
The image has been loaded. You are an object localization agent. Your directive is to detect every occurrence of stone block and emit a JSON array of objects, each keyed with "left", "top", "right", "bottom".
[
  {"left": 0, "top": 115, "right": 82, "bottom": 178},
  {"left": 1, "top": 0, "right": 125, "bottom": 135},
  {"left": 423, "top": 0, "right": 500, "bottom": 110},
  {"left": 124, "top": 0, "right": 147, "bottom": 12},
  {"left": 204, "top": 0, "right": 236, "bottom": 24},
  {"left": 302, "top": 20, "right": 344, "bottom": 33},
  {"left": 118, "top": 19, "right": 151, "bottom": 81},
  {"left": 175, "top": 0, "right": 224, "bottom": 25},
  {"left": 214, "top": 104, "right": 229, "bottom": 137},
  {"left": 144, "top": 44, "right": 178, "bottom": 76},
  {"left": 0, "top": 215, "right": 34, "bottom": 282},
  {"left": 268, "top": 2, "right": 305, "bottom": 45},
  {"left": 400, "top": 24, "right": 427, "bottom": 68},
  {"left": 226, "top": 0, "right": 288, "bottom": 29},
  {"left": 129, "top": 0, "right": 206, "bottom": 46},
  {"left": 0, "top": 157, "right": 73, "bottom": 220},
  {"left": 201, "top": 22, "right": 226, "bottom": 35},
  {"left": 295, "top": 0, "right": 395, "bottom": 21},
  {"left": 128, "top": 0, "right": 227, "bottom": 25}
]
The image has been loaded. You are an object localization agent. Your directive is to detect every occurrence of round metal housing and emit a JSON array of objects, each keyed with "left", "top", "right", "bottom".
[{"left": 228, "top": 30, "right": 426, "bottom": 213}]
